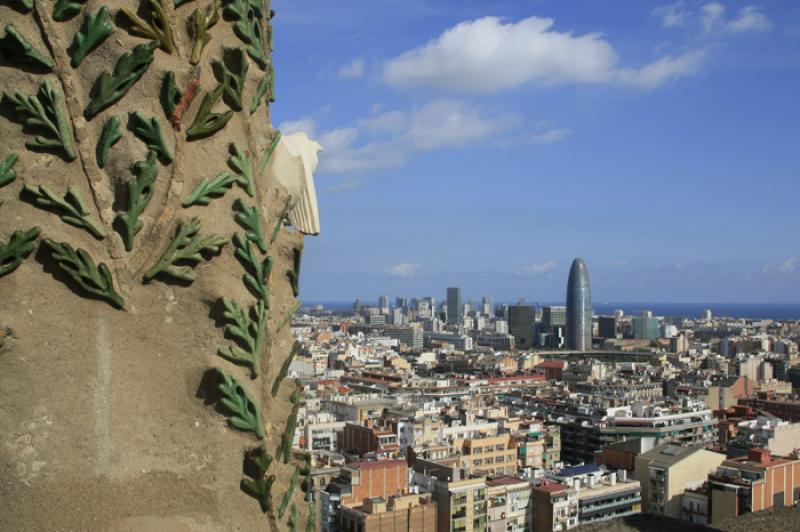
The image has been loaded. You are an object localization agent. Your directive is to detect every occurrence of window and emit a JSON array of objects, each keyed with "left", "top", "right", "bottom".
[{"left": 473, "top": 447, "right": 483, "bottom": 454}]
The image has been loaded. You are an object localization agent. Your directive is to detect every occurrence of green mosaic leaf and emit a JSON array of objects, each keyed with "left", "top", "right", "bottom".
[
  {"left": 129, "top": 112, "right": 172, "bottom": 163},
  {"left": 160, "top": 71, "right": 182, "bottom": 119},
  {"left": 213, "top": 48, "right": 248, "bottom": 111},
  {"left": 258, "top": 130, "right": 281, "bottom": 174},
  {"left": 217, "top": 298, "right": 266, "bottom": 378},
  {"left": 0, "top": 227, "right": 39, "bottom": 278},
  {"left": 95, "top": 115, "right": 122, "bottom": 168},
  {"left": 0, "top": 154, "right": 18, "bottom": 188},
  {"left": 305, "top": 506, "right": 315, "bottom": 532},
  {"left": 224, "top": 0, "right": 267, "bottom": 69},
  {"left": 3, "top": 80, "right": 77, "bottom": 161},
  {"left": 120, "top": 0, "right": 176, "bottom": 53},
  {"left": 233, "top": 232, "right": 271, "bottom": 301},
  {"left": 85, "top": 40, "right": 158, "bottom": 120},
  {"left": 249, "top": 65, "right": 274, "bottom": 114},
  {"left": 234, "top": 199, "right": 266, "bottom": 253},
  {"left": 271, "top": 340, "right": 300, "bottom": 397},
  {"left": 174, "top": 0, "right": 195, "bottom": 7},
  {"left": 216, "top": 368, "right": 264, "bottom": 438},
  {"left": 4, "top": 0, "right": 32, "bottom": 13},
  {"left": 227, "top": 143, "right": 254, "bottom": 196},
  {"left": 181, "top": 171, "right": 236, "bottom": 207},
  {"left": 277, "top": 388, "right": 301, "bottom": 463},
  {"left": 286, "top": 243, "right": 302, "bottom": 297},
  {"left": 116, "top": 151, "right": 158, "bottom": 251},
  {"left": 185, "top": 83, "right": 232, "bottom": 140},
  {"left": 241, "top": 446, "right": 275, "bottom": 513},
  {"left": 43, "top": 239, "right": 123, "bottom": 308},
  {"left": 189, "top": 0, "right": 220, "bottom": 65},
  {"left": 53, "top": 0, "right": 86, "bottom": 21},
  {"left": 278, "top": 468, "right": 299, "bottom": 519},
  {"left": 68, "top": 6, "right": 113, "bottom": 67},
  {"left": 23, "top": 184, "right": 107, "bottom": 239},
  {"left": 287, "top": 503, "right": 298, "bottom": 532},
  {"left": 0, "top": 24, "right": 54, "bottom": 70},
  {"left": 142, "top": 216, "right": 226, "bottom": 282}
]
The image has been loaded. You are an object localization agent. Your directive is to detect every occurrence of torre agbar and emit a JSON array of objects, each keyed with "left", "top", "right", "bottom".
[{"left": 566, "top": 258, "right": 593, "bottom": 351}]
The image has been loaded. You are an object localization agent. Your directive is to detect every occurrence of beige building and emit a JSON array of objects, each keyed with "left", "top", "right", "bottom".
[
  {"left": 433, "top": 474, "right": 488, "bottom": 532},
  {"left": 487, "top": 476, "right": 531, "bottom": 532},
  {"left": 453, "top": 434, "right": 518, "bottom": 476},
  {"left": 634, "top": 444, "right": 725, "bottom": 519},
  {"left": 734, "top": 416, "right": 800, "bottom": 455},
  {"left": 339, "top": 494, "right": 437, "bottom": 532}
]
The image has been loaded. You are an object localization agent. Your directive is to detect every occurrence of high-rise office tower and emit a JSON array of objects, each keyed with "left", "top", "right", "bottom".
[
  {"left": 509, "top": 305, "right": 536, "bottom": 350},
  {"left": 481, "top": 296, "right": 493, "bottom": 316},
  {"left": 566, "top": 257, "right": 592, "bottom": 351},
  {"left": 446, "top": 287, "right": 463, "bottom": 325},
  {"left": 378, "top": 295, "right": 389, "bottom": 314}
]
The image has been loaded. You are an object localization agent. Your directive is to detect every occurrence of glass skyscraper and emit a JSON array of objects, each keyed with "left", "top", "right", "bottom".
[
  {"left": 446, "top": 287, "right": 463, "bottom": 324},
  {"left": 566, "top": 257, "right": 592, "bottom": 351}
]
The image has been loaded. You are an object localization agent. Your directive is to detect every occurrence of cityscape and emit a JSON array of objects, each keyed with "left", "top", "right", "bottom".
[{"left": 285, "top": 257, "right": 800, "bottom": 531}]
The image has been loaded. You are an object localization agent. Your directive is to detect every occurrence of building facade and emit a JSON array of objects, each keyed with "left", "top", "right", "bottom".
[{"left": 566, "top": 258, "right": 592, "bottom": 351}]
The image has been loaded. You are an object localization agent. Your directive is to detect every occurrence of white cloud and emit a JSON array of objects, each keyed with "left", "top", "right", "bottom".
[
  {"left": 727, "top": 6, "right": 772, "bottom": 33},
  {"left": 528, "top": 128, "right": 571, "bottom": 145},
  {"left": 616, "top": 50, "right": 707, "bottom": 90},
  {"left": 654, "top": 2, "right": 689, "bottom": 27},
  {"left": 382, "top": 16, "right": 705, "bottom": 93},
  {"left": 278, "top": 117, "right": 317, "bottom": 138},
  {"left": 762, "top": 257, "right": 798, "bottom": 275},
  {"left": 701, "top": 2, "right": 726, "bottom": 32},
  {"left": 307, "top": 100, "right": 521, "bottom": 174},
  {"left": 337, "top": 58, "right": 365, "bottom": 79},
  {"left": 521, "top": 260, "right": 558, "bottom": 275},
  {"left": 327, "top": 178, "right": 365, "bottom": 193},
  {"left": 387, "top": 262, "right": 423, "bottom": 278}
]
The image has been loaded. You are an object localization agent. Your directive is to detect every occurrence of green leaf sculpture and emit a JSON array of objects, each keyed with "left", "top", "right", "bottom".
[
  {"left": 227, "top": 143, "right": 255, "bottom": 196},
  {"left": 129, "top": 112, "right": 172, "bottom": 163},
  {"left": 271, "top": 340, "right": 300, "bottom": 397},
  {"left": 23, "top": 184, "right": 107, "bottom": 239},
  {"left": 224, "top": 0, "right": 267, "bottom": 68},
  {"left": 186, "top": 84, "right": 232, "bottom": 140},
  {"left": 174, "top": 0, "right": 194, "bottom": 6},
  {"left": 269, "top": 195, "right": 292, "bottom": 244},
  {"left": 287, "top": 503, "right": 298, "bottom": 532},
  {"left": 68, "top": 7, "right": 113, "bottom": 67},
  {"left": 120, "top": 0, "right": 176, "bottom": 53},
  {"left": 85, "top": 40, "right": 158, "bottom": 120},
  {"left": 277, "top": 388, "right": 301, "bottom": 463},
  {"left": 218, "top": 298, "right": 266, "bottom": 378},
  {"left": 181, "top": 171, "right": 236, "bottom": 207},
  {"left": 217, "top": 368, "right": 264, "bottom": 438},
  {"left": 0, "top": 227, "right": 40, "bottom": 278},
  {"left": 286, "top": 243, "right": 302, "bottom": 297},
  {"left": 233, "top": 233, "right": 271, "bottom": 300},
  {"left": 43, "top": 239, "right": 123, "bottom": 308},
  {"left": 250, "top": 66, "right": 274, "bottom": 114},
  {"left": 95, "top": 115, "right": 122, "bottom": 168},
  {"left": 142, "top": 216, "right": 226, "bottom": 282},
  {"left": 160, "top": 71, "right": 182, "bottom": 118},
  {"left": 213, "top": 48, "right": 248, "bottom": 112},
  {"left": 0, "top": 24, "right": 54, "bottom": 70},
  {"left": 116, "top": 150, "right": 158, "bottom": 251},
  {"left": 53, "top": 0, "right": 86, "bottom": 21},
  {"left": 234, "top": 199, "right": 266, "bottom": 253},
  {"left": 278, "top": 468, "right": 299, "bottom": 519},
  {"left": 3, "top": 80, "right": 77, "bottom": 161},
  {"left": 0, "top": 154, "right": 18, "bottom": 188},
  {"left": 6, "top": 0, "right": 32, "bottom": 13},
  {"left": 276, "top": 301, "right": 300, "bottom": 334},
  {"left": 189, "top": 0, "right": 220, "bottom": 65},
  {"left": 241, "top": 446, "right": 276, "bottom": 513},
  {"left": 258, "top": 130, "right": 281, "bottom": 174}
]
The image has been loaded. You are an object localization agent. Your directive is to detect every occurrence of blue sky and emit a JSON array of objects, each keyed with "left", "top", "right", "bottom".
[{"left": 271, "top": 0, "right": 800, "bottom": 304}]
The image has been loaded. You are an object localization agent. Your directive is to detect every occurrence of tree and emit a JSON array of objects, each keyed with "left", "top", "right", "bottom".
[{"left": 0, "top": 0, "right": 317, "bottom": 529}]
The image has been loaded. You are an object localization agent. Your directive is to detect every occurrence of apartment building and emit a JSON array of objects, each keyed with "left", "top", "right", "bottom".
[
  {"left": 455, "top": 434, "right": 518, "bottom": 476},
  {"left": 634, "top": 444, "right": 725, "bottom": 519},
  {"left": 433, "top": 473, "right": 489, "bottom": 532},
  {"left": 339, "top": 494, "right": 437, "bottom": 532},
  {"left": 709, "top": 448, "right": 800, "bottom": 524},
  {"left": 549, "top": 464, "right": 642, "bottom": 526},
  {"left": 486, "top": 475, "right": 531, "bottom": 532},
  {"left": 530, "top": 480, "right": 578, "bottom": 532}
]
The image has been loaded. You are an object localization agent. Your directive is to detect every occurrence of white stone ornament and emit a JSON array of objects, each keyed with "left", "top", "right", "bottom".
[{"left": 269, "top": 132, "right": 322, "bottom": 236}]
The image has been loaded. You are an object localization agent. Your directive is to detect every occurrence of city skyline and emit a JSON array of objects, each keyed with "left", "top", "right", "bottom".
[{"left": 273, "top": 0, "right": 800, "bottom": 303}]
